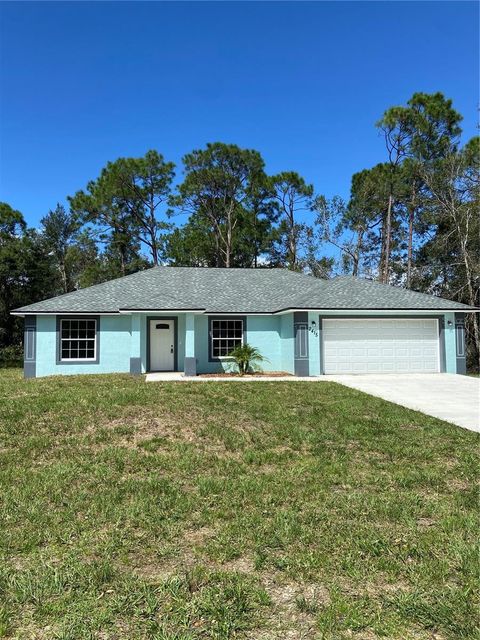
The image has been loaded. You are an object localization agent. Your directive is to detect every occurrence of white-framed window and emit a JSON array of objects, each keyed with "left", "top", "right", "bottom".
[
  {"left": 60, "top": 319, "right": 97, "bottom": 361},
  {"left": 210, "top": 318, "right": 244, "bottom": 358}
]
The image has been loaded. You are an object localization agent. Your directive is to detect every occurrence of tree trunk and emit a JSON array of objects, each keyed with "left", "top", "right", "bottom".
[
  {"left": 407, "top": 209, "right": 414, "bottom": 288},
  {"left": 406, "top": 184, "right": 416, "bottom": 289},
  {"left": 352, "top": 229, "right": 364, "bottom": 277},
  {"left": 452, "top": 207, "right": 479, "bottom": 358},
  {"left": 120, "top": 246, "right": 126, "bottom": 276},
  {"left": 214, "top": 232, "right": 221, "bottom": 267},
  {"left": 383, "top": 193, "right": 393, "bottom": 283},
  {"left": 148, "top": 219, "right": 158, "bottom": 265},
  {"left": 60, "top": 259, "right": 68, "bottom": 294},
  {"left": 225, "top": 225, "right": 231, "bottom": 268},
  {"left": 288, "top": 204, "right": 296, "bottom": 269},
  {"left": 460, "top": 244, "right": 479, "bottom": 356},
  {"left": 379, "top": 212, "right": 388, "bottom": 282},
  {"left": 225, "top": 202, "right": 235, "bottom": 268},
  {"left": 253, "top": 211, "right": 258, "bottom": 268}
]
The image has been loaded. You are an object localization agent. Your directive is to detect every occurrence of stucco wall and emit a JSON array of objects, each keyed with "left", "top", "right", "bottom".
[
  {"left": 31, "top": 310, "right": 460, "bottom": 378},
  {"left": 443, "top": 312, "right": 456, "bottom": 374},
  {"left": 36, "top": 315, "right": 131, "bottom": 377},
  {"left": 245, "top": 316, "right": 282, "bottom": 372},
  {"left": 193, "top": 314, "right": 286, "bottom": 374},
  {"left": 280, "top": 314, "right": 295, "bottom": 374}
]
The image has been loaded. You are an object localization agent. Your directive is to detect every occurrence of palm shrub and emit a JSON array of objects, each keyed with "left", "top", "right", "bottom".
[{"left": 228, "top": 343, "right": 268, "bottom": 375}]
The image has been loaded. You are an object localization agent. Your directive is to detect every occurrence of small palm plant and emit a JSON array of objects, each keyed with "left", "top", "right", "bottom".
[{"left": 228, "top": 343, "right": 268, "bottom": 376}]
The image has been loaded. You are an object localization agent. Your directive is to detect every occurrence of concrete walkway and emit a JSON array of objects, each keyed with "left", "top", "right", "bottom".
[
  {"left": 326, "top": 373, "right": 480, "bottom": 433},
  {"left": 145, "top": 372, "right": 328, "bottom": 383}
]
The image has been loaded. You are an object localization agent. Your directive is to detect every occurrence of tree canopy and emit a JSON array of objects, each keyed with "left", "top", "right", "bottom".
[{"left": 2, "top": 93, "right": 479, "bottom": 367}]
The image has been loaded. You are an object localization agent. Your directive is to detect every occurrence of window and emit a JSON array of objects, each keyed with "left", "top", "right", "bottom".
[
  {"left": 60, "top": 319, "right": 97, "bottom": 361},
  {"left": 210, "top": 318, "right": 243, "bottom": 358}
]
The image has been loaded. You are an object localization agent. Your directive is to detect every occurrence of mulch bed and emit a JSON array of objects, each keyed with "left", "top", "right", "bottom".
[{"left": 198, "top": 371, "right": 293, "bottom": 378}]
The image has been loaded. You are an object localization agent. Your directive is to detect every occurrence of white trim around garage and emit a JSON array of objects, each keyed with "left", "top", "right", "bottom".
[{"left": 322, "top": 317, "right": 441, "bottom": 375}]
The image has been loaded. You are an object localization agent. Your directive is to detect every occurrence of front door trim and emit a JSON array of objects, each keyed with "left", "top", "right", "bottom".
[{"left": 147, "top": 316, "right": 178, "bottom": 372}]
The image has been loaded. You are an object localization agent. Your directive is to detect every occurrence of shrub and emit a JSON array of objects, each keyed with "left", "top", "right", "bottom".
[
  {"left": 228, "top": 343, "right": 267, "bottom": 375},
  {"left": 0, "top": 344, "right": 23, "bottom": 367}
]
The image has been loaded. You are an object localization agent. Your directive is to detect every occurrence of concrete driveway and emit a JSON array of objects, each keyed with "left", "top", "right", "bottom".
[{"left": 326, "top": 373, "right": 480, "bottom": 433}]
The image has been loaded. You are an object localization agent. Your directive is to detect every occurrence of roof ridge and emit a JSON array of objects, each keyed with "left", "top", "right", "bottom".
[{"left": 157, "top": 266, "right": 287, "bottom": 271}]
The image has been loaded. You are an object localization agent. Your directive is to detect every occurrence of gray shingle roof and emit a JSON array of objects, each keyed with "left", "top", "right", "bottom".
[{"left": 12, "top": 267, "right": 477, "bottom": 314}]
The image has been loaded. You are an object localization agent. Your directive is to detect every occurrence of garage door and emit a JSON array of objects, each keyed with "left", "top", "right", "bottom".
[{"left": 323, "top": 318, "right": 440, "bottom": 374}]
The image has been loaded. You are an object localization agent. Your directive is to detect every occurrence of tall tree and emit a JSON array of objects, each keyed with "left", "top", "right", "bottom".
[
  {"left": 165, "top": 215, "right": 219, "bottom": 267},
  {"left": 419, "top": 138, "right": 480, "bottom": 362},
  {"left": 64, "top": 231, "right": 102, "bottom": 288},
  {"left": 69, "top": 150, "right": 174, "bottom": 269},
  {"left": 314, "top": 195, "right": 377, "bottom": 277},
  {"left": 377, "top": 92, "right": 463, "bottom": 286},
  {"left": 270, "top": 172, "right": 313, "bottom": 270},
  {"left": 375, "top": 109, "right": 411, "bottom": 283},
  {"left": 0, "top": 204, "right": 27, "bottom": 348},
  {"left": 107, "top": 150, "right": 175, "bottom": 264},
  {"left": 349, "top": 164, "right": 405, "bottom": 279},
  {"left": 242, "top": 174, "right": 277, "bottom": 267},
  {"left": 175, "top": 143, "right": 267, "bottom": 268},
  {"left": 0, "top": 203, "right": 56, "bottom": 351},
  {"left": 40, "top": 204, "right": 80, "bottom": 294},
  {"left": 301, "top": 223, "right": 335, "bottom": 278},
  {"left": 69, "top": 183, "right": 140, "bottom": 277}
]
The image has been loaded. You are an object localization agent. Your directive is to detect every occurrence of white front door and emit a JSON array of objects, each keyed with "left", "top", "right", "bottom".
[
  {"left": 323, "top": 318, "right": 440, "bottom": 374},
  {"left": 149, "top": 319, "right": 175, "bottom": 371}
]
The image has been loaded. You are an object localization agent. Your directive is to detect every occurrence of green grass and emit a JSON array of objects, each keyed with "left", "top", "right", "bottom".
[{"left": 0, "top": 369, "right": 478, "bottom": 639}]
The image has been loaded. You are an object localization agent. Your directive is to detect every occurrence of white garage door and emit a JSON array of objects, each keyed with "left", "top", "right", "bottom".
[{"left": 323, "top": 318, "right": 440, "bottom": 374}]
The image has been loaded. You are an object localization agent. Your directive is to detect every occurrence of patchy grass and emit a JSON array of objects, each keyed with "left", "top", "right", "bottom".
[{"left": 0, "top": 368, "right": 478, "bottom": 640}]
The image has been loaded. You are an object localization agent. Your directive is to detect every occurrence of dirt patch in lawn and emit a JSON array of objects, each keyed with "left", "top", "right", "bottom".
[
  {"left": 183, "top": 525, "right": 217, "bottom": 547},
  {"left": 247, "top": 570, "right": 330, "bottom": 640},
  {"left": 128, "top": 547, "right": 329, "bottom": 640},
  {"left": 91, "top": 404, "right": 274, "bottom": 460},
  {"left": 91, "top": 407, "right": 208, "bottom": 450}
]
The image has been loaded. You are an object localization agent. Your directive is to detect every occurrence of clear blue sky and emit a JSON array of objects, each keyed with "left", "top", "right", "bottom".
[{"left": 0, "top": 1, "right": 478, "bottom": 229}]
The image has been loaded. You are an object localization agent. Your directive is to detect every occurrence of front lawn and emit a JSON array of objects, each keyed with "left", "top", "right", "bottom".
[{"left": 0, "top": 369, "right": 478, "bottom": 639}]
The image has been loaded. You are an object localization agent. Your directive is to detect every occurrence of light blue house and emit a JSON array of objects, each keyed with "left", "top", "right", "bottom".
[{"left": 12, "top": 267, "right": 475, "bottom": 378}]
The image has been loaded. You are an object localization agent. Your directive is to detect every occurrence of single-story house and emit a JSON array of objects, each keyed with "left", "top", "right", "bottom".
[{"left": 11, "top": 266, "right": 477, "bottom": 378}]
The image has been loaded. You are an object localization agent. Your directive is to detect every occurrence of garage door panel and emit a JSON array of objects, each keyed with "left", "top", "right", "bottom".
[
  {"left": 381, "top": 362, "right": 395, "bottom": 372},
  {"left": 352, "top": 362, "right": 368, "bottom": 372},
  {"left": 352, "top": 348, "right": 366, "bottom": 357},
  {"left": 323, "top": 318, "right": 440, "bottom": 374}
]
